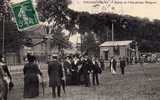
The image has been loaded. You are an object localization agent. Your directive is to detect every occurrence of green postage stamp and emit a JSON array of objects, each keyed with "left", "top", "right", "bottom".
[{"left": 10, "top": 0, "right": 39, "bottom": 31}]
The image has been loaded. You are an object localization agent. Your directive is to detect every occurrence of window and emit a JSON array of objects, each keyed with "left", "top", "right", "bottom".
[
  {"left": 113, "top": 45, "right": 120, "bottom": 55},
  {"left": 104, "top": 50, "right": 109, "bottom": 60}
]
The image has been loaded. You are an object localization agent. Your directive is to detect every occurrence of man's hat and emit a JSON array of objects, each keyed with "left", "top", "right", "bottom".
[
  {"left": 65, "top": 55, "right": 71, "bottom": 59},
  {"left": 52, "top": 53, "right": 58, "bottom": 59},
  {"left": 27, "top": 55, "right": 36, "bottom": 62}
]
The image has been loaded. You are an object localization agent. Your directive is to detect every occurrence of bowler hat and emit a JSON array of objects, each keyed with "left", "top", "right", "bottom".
[{"left": 52, "top": 54, "right": 58, "bottom": 59}]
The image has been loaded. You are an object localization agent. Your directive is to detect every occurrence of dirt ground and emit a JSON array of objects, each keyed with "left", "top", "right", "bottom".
[{"left": 8, "top": 63, "right": 160, "bottom": 100}]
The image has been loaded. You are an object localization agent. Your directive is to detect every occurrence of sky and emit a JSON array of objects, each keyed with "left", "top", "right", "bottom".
[
  {"left": 68, "top": 0, "right": 160, "bottom": 43},
  {"left": 10, "top": 0, "right": 37, "bottom": 6},
  {"left": 11, "top": 0, "right": 160, "bottom": 44},
  {"left": 10, "top": 0, "right": 29, "bottom": 3},
  {"left": 11, "top": 0, "right": 160, "bottom": 20},
  {"left": 68, "top": 0, "right": 160, "bottom": 21}
]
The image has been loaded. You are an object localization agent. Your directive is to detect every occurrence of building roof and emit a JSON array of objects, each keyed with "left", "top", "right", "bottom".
[{"left": 100, "top": 40, "right": 133, "bottom": 47}]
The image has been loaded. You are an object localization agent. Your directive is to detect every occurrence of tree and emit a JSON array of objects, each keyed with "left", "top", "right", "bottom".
[
  {"left": 83, "top": 32, "right": 99, "bottom": 56},
  {"left": 0, "top": 0, "right": 25, "bottom": 54},
  {"left": 36, "top": 0, "right": 72, "bottom": 50},
  {"left": 36, "top": 0, "right": 160, "bottom": 53}
]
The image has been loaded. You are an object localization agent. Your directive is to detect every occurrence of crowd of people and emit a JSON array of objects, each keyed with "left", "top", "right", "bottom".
[
  {"left": 109, "top": 56, "right": 127, "bottom": 75},
  {"left": 23, "top": 53, "right": 103, "bottom": 98},
  {"left": 62, "top": 54, "right": 103, "bottom": 86},
  {"left": 0, "top": 53, "right": 129, "bottom": 99}
]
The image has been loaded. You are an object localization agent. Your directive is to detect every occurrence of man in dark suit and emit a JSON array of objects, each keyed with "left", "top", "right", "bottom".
[
  {"left": 63, "top": 56, "right": 72, "bottom": 85},
  {"left": 120, "top": 57, "right": 126, "bottom": 75},
  {"left": 48, "top": 54, "right": 63, "bottom": 98},
  {"left": 81, "top": 55, "right": 92, "bottom": 87},
  {"left": 91, "top": 57, "right": 101, "bottom": 85}
]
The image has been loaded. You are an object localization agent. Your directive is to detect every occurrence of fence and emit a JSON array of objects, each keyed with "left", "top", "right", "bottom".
[
  {"left": 5, "top": 52, "right": 48, "bottom": 65},
  {"left": 6, "top": 52, "right": 20, "bottom": 66},
  {"left": 10, "top": 64, "right": 48, "bottom": 89}
]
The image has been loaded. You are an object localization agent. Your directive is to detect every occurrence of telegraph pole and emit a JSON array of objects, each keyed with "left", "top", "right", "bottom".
[
  {"left": 111, "top": 21, "right": 114, "bottom": 41},
  {"left": 111, "top": 5, "right": 115, "bottom": 41},
  {"left": 0, "top": 11, "right": 5, "bottom": 57},
  {"left": 2, "top": 15, "right": 5, "bottom": 57}
]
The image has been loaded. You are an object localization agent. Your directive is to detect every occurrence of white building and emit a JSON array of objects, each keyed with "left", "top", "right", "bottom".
[{"left": 99, "top": 40, "right": 139, "bottom": 62}]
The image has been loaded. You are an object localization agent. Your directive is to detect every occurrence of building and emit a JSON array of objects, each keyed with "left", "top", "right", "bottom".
[
  {"left": 6, "top": 24, "right": 72, "bottom": 65},
  {"left": 99, "top": 40, "right": 139, "bottom": 62}
]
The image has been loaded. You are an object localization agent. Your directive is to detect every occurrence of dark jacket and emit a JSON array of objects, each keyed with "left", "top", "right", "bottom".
[
  {"left": 80, "top": 59, "right": 92, "bottom": 75},
  {"left": 0, "top": 62, "right": 12, "bottom": 80},
  {"left": 120, "top": 60, "right": 126, "bottom": 68},
  {"left": 63, "top": 60, "right": 72, "bottom": 75},
  {"left": 71, "top": 59, "right": 81, "bottom": 72},
  {"left": 48, "top": 60, "right": 63, "bottom": 87},
  {"left": 23, "top": 62, "right": 42, "bottom": 98},
  {"left": 23, "top": 63, "right": 42, "bottom": 76},
  {"left": 23, "top": 63, "right": 42, "bottom": 84},
  {"left": 2, "top": 64, "right": 12, "bottom": 80},
  {"left": 91, "top": 61, "right": 101, "bottom": 74},
  {"left": 99, "top": 59, "right": 105, "bottom": 70}
]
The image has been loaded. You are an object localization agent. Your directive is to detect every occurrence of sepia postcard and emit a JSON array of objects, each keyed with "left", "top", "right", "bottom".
[{"left": 0, "top": 0, "right": 160, "bottom": 100}]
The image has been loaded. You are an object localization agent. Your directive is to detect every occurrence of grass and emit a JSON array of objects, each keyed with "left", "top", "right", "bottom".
[{"left": 8, "top": 63, "right": 160, "bottom": 100}]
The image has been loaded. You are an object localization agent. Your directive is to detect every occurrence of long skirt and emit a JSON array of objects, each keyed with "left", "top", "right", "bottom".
[
  {"left": 0, "top": 78, "right": 8, "bottom": 100},
  {"left": 71, "top": 71, "right": 78, "bottom": 85},
  {"left": 23, "top": 74, "right": 39, "bottom": 98}
]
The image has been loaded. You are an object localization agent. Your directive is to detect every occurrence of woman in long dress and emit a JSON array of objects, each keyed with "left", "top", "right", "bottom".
[
  {"left": 0, "top": 63, "right": 8, "bottom": 100},
  {"left": 23, "top": 55, "right": 42, "bottom": 98},
  {"left": 0, "top": 56, "right": 13, "bottom": 100},
  {"left": 110, "top": 57, "right": 117, "bottom": 74}
]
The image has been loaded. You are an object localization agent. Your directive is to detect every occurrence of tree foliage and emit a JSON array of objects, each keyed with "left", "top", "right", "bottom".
[
  {"left": 37, "top": 0, "right": 160, "bottom": 53},
  {"left": 36, "top": 0, "right": 72, "bottom": 49},
  {"left": 0, "top": 20, "right": 25, "bottom": 53},
  {"left": 0, "top": 0, "right": 25, "bottom": 54},
  {"left": 71, "top": 12, "right": 160, "bottom": 52}
]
